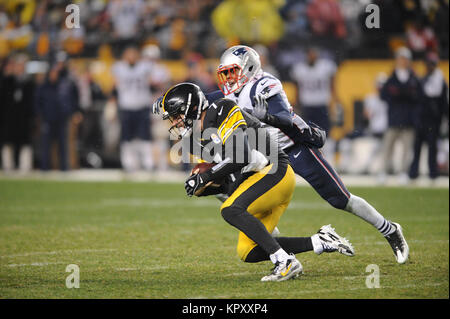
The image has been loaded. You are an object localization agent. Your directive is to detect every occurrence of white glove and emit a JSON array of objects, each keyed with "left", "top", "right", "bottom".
[{"left": 252, "top": 93, "right": 268, "bottom": 121}]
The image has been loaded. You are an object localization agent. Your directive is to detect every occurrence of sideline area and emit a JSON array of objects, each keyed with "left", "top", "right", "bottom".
[{"left": 1, "top": 169, "right": 448, "bottom": 188}]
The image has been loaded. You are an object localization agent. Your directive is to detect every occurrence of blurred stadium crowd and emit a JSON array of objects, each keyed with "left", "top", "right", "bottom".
[{"left": 0, "top": 0, "right": 448, "bottom": 184}]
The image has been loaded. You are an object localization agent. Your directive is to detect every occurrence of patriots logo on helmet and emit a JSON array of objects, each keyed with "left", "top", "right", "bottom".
[{"left": 232, "top": 47, "right": 247, "bottom": 57}]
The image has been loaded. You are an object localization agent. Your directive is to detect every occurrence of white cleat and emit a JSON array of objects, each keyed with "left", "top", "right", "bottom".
[
  {"left": 261, "top": 255, "right": 303, "bottom": 282},
  {"left": 316, "top": 224, "right": 355, "bottom": 257},
  {"left": 385, "top": 222, "right": 409, "bottom": 264}
]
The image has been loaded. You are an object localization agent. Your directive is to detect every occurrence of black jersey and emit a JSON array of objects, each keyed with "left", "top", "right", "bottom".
[
  {"left": 200, "top": 98, "right": 289, "bottom": 165},
  {"left": 190, "top": 98, "right": 289, "bottom": 196}
]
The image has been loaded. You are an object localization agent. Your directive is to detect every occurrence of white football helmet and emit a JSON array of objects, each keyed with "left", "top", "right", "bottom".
[{"left": 217, "top": 45, "right": 261, "bottom": 95}]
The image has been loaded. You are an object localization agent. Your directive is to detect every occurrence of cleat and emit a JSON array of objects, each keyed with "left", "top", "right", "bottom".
[
  {"left": 385, "top": 222, "right": 409, "bottom": 264},
  {"left": 261, "top": 255, "right": 303, "bottom": 282},
  {"left": 316, "top": 224, "right": 355, "bottom": 256}
]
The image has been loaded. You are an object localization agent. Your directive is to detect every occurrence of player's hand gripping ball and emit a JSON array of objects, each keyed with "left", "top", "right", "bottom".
[{"left": 186, "top": 163, "right": 222, "bottom": 197}]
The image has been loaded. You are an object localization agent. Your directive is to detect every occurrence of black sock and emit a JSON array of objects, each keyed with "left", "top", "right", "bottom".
[{"left": 244, "top": 237, "right": 313, "bottom": 263}]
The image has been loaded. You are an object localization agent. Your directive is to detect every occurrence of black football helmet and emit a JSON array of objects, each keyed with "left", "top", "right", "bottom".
[{"left": 161, "top": 82, "right": 208, "bottom": 139}]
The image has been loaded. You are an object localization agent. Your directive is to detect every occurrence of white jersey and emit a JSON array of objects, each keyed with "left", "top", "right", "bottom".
[
  {"left": 291, "top": 59, "right": 337, "bottom": 107},
  {"left": 423, "top": 68, "right": 446, "bottom": 98},
  {"left": 364, "top": 93, "right": 388, "bottom": 135},
  {"left": 107, "top": 0, "right": 144, "bottom": 39},
  {"left": 112, "top": 60, "right": 152, "bottom": 110},
  {"left": 225, "top": 71, "right": 309, "bottom": 150}
]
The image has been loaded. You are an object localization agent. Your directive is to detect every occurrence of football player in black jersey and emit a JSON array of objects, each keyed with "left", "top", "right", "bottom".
[{"left": 154, "top": 82, "right": 354, "bottom": 282}]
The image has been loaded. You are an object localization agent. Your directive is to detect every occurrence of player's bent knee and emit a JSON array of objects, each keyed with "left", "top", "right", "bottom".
[
  {"left": 220, "top": 205, "right": 243, "bottom": 224},
  {"left": 327, "top": 195, "right": 349, "bottom": 210}
]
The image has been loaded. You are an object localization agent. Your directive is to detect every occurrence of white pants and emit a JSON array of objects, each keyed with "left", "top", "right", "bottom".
[
  {"left": 380, "top": 128, "right": 414, "bottom": 174},
  {"left": 120, "top": 140, "right": 154, "bottom": 172}
]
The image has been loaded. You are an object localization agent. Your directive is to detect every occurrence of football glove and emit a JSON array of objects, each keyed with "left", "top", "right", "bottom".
[
  {"left": 185, "top": 173, "right": 207, "bottom": 197},
  {"left": 300, "top": 122, "right": 327, "bottom": 148},
  {"left": 252, "top": 93, "right": 268, "bottom": 121}
]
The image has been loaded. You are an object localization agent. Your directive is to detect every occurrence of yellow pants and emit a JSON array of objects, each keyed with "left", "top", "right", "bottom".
[{"left": 221, "top": 162, "right": 296, "bottom": 261}]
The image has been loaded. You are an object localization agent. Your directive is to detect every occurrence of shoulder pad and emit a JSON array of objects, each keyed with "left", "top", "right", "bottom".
[{"left": 255, "top": 76, "right": 283, "bottom": 99}]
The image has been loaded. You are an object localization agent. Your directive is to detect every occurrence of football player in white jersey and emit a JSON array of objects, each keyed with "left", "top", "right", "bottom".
[
  {"left": 111, "top": 46, "right": 154, "bottom": 172},
  {"left": 209, "top": 45, "right": 409, "bottom": 264}
]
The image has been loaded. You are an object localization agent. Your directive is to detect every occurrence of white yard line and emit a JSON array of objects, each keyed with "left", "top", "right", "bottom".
[
  {"left": 115, "top": 266, "right": 170, "bottom": 272},
  {"left": 1, "top": 169, "right": 448, "bottom": 188},
  {"left": 5, "top": 261, "right": 66, "bottom": 268},
  {"left": 0, "top": 248, "right": 117, "bottom": 259}
]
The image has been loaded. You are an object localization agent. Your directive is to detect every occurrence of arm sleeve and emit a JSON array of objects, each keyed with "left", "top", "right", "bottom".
[{"left": 264, "top": 93, "right": 293, "bottom": 129}]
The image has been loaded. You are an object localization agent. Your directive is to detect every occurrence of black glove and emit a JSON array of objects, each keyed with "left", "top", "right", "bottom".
[
  {"left": 252, "top": 93, "right": 268, "bottom": 121},
  {"left": 185, "top": 173, "right": 208, "bottom": 197},
  {"left": 300, "top": 121, "right": 327, "bottom": 148}
]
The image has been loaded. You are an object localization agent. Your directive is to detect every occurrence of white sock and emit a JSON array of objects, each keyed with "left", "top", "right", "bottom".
[
  {"left": 134, "top": 140, "right": 154, "bottom": 171},
  {"left": 120, "top": 141, "right": 139, "bottom": 172},
  {"left": 311, "top": 234, "right": 324, "bottom": 255},
  {"left": 19, "top": 145, "right": 33, "bottom": 172},
  {"left": 269, "top": 248, "right": 290, "bottom": 264},
  {"left": 345, "top": 194, "right": 396, "bottom": 236},
  {"left": 2, "top": 144, "right": 14, "bottom": 171}
]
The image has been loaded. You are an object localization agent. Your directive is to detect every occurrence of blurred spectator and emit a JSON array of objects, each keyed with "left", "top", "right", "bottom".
[
  {"left": 2, "top": 6, "right": 34, "bottom": 53},
  {"left": 406, "top": 17, "right": 438, "bottom": 59},
  {"left": 107, "top": 0, "right": 145, "bottom": 55},
  {"left": 111, "top": 46, "right": 154, "bottom": 172},
  {"left": 279, "top": 0, "right": 309, "bottom": 39},
  {"left": 34, "top": 52, "right": 81, "bottom": 171},
  {"left": 74, "top": 63, "right": 106, "bottom": 168},
  {"left": 409, "top": 52, "right": 449, "bottom": 181},
  {"left": 0, "top": 54, "right": 35, "bottom": 172},
  {"left": 211, "top": 0, "right": 285, "bottom": 46},
  {"left": 361, "top": 73, "right": 389, "bottom": 174},
  {"left": 183, "top": 52, "right": 217, "bottom": 93},
  {"left": 290, "top": 47, "right": 339, "bottom": 135},
  {"left": 107, "top": 0, "right": 144, "bottom": 40},
  {"left": 306, "top": 0, "right": 347, "bottom": 40},
  {"left": 430, "top": 0, "right": 449, "bottom": 58},
  {"left": 290, "top": 47, "right": 340, "bottom": 163},
  {"left": 142, "top": 44, "right": 171, "bottom": 171},
  {"left": 253, "top": 44, "right": 279, "bottom": 78},
  {"left": 379, "top": 47, "right": 423, "bottom": 184},
  {"left": 142, "top": 44, "right": 170, "bottom": 94}
]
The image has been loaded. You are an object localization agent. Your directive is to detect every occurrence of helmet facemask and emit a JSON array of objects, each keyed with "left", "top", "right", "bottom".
[
  {"left": 217, "top": 45, "right": 262, "bottom": 96},
  {"left": 217, "top": 63, "right": 249, "bottom": 95},
  {"left": 162, "top": 87, "right": 208, "bottom": 140},
  {"left": 166, "top": 113, "right": 195, "bottom": 140}
]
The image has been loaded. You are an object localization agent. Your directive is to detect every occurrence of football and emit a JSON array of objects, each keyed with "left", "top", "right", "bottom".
[
  {"left": 190, "top": 162, "right": 216, "bottom": 175},
  {"left": 190, "top": 162, "right": 223, "bottom": 196}
]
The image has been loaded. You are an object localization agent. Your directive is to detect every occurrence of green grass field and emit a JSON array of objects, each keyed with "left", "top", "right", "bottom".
[{"left": 0, "top": 179, "right": 448, "bottom": 299}]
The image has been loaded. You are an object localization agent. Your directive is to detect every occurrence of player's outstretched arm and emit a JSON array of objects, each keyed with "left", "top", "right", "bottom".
[{"left": 253, "top": 93, "right": 293, "bottom": 130}]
